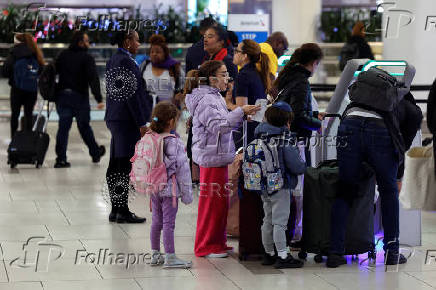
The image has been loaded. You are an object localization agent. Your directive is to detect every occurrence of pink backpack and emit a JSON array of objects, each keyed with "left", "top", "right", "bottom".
[{"left": 130, "top": 131, "right": 176, "bottom": 197}]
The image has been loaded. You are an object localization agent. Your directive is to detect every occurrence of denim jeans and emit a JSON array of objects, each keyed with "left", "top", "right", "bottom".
[
  {"left": 330, "top": 117, "right": 400, "bottom": 253},
  {"left": 55, "top": 90, "right": 99, "bottom": 161}
]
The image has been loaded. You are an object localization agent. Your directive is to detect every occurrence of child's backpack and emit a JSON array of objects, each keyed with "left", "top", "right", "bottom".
[
  {"left": 242, "top": 138, "right": 284, "bottom": 195},
  {"left": 130, "top": 131, "right": 175, "bottom": 195},
  {"left": 13, "top": 56, "right": 39, "bottom": 92}
]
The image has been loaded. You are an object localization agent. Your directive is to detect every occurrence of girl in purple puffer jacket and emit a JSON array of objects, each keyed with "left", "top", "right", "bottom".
[
  {"left": 185, "top": 60, "right": 260, "bottom": 258},
  {"left": 148, "top": 101, "right": 193, "bottom": 268}
]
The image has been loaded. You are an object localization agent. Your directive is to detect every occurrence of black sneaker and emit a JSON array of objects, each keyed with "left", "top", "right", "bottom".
[
  {"left": 92, "top": 145, "right": 106, "bottom": 163},
  {"left": 54, "top": 160, "right": 71, "bottom": 168},
  {"left": 261, "top": 254, "right": 277, "bottom": 266},
  {"left": 274, "top": 255, "right": 304, "bottom": 269},
  {"left": 385, "top": 252, "right": 407, "bottom": 265},
  {"left": 326, "top": 254, "right": 347, "bottom": 268}
]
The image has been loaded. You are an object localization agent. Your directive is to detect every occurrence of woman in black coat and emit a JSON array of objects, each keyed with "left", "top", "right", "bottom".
[
  {"left": 276, "top": 43, "right": 324, "bottom": 165},
  {"left": 105, "top": 31, "right": 152, "bottom": 223}
]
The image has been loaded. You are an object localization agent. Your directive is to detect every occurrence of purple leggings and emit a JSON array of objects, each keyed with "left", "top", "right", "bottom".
[{"left": 150, "top": 194, "right": 179, "bottom": 254}]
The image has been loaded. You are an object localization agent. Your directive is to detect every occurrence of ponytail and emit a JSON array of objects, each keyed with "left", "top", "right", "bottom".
[
  {"left": 257, "top": 52, "right": 271, "bottom": 92},
  {"left": 184, "top": 69, "right": 200, "bottom": 95}
]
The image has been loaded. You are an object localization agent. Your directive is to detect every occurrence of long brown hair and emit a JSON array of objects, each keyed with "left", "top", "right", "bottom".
[
  {"left": 149, "top": 101, "right": 180, "bottom": 134},
  {"left": 16, "top": 33, "right": 45, "bottom": 66},
  {"left": 184, "top": 70, "right": 200, "bottom": 95},
  {"left": 241, "top": 39, "right": 271, "bottom": 92},
  {"left": 352, "top": 21, "right": 366, "bottom": 38},
  {"left": 275, "top": 43, "right": 323, "bottom": 90}
]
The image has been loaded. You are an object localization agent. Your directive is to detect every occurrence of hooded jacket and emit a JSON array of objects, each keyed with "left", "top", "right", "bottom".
[
  {"left": 185, "top": 85, "right": 244, "bottom": 168},
  {"left": 277, "top": 64, "right": 321, "bottom": 138},
  {"left": 254, "top": 122, "right": 306, "bottom": 190},
  {"left": 2, "top": 43, "right": 35, "bottom": 87}
]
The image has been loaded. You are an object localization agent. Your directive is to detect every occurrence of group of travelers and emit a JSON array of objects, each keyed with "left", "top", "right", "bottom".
[{"left": 1, "top": 19, "right": 431, "bottom": 270}]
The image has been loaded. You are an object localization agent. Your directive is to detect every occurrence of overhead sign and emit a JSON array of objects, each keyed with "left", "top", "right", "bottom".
[{"left": 228, "top": 14, "right": 269, "bottom": 43}]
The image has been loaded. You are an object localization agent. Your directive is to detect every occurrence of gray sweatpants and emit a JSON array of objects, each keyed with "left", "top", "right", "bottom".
[{"left": 261, "top": 188, "right": 291, "bottom": 254}]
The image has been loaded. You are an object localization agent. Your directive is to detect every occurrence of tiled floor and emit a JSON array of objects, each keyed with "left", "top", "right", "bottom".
[{"left": 0, "top": 120, "right": 435, "bottom": 290}]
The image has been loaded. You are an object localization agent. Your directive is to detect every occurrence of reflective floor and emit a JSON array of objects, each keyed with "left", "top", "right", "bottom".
[{"left": 0, "top": 120, "right": 436, "bottom": 290}]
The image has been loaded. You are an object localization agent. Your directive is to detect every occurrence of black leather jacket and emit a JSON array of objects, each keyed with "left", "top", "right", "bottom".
[{"left": 277, "top": 64, "right": 321, "bottom": 138}]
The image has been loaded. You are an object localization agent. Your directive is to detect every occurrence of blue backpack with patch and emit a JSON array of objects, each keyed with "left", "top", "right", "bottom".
[{"left": 13, "top": 57, "right": 39, "bottom": 92}]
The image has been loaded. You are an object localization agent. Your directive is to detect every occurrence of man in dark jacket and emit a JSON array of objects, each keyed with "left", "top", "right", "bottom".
[{"left": 54, "top": 31, "right": 105, "bottom": 168}]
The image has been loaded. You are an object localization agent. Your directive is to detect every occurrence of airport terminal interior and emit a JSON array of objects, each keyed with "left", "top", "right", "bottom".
[{"left": 0, "top": 0, "right": 436, "bottom": 289}]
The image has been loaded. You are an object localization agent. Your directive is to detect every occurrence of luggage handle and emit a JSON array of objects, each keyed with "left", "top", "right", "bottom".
[{"left": 33, "top": 100, "right": 53, "bottom": 132}]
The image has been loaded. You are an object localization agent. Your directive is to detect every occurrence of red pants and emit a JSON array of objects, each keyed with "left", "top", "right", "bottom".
[{"left": 194, "top": 166, "right": 231, "bottom": 257}]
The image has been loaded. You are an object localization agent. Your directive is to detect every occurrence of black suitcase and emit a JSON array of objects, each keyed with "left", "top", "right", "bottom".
[
  {"left": 298, "top": 160, "right": 377, "bottom": 263},
  {"left": 238, "top": 120, "right": 265, "bottom": 260},
  {"left": 238, "top": 186, "right": 265, "bottom": 260},
  {"left": 8, "top": 101, "right": 51, "bottom": 168}
]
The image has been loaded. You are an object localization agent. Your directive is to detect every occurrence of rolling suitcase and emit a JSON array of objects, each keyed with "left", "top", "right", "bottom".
[
  {"left": 298, "top": 114, "right": 377, "bottom": 263},
  {"left": 8, "top": 101, "right": 52, "bottom": 169},
  {"left": 238, "top": 120, "right": 265, "bottom": 260}
]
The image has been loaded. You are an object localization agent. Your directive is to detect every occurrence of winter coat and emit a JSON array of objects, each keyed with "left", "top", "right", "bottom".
[
  {"left": 277, "top": 64, "right": 321, "bottom": 138},
  {"left": 159, "top": 135, "right": 193, "bottom": 204},
  {"left": 254, "top": 122, "right": 306, "bottom": 189},
  {"left": 185, "top": 85, "right": 244, "bottom": 168},
  {"left": 105, "top": 48, "right": 152, "bottom": 127}
]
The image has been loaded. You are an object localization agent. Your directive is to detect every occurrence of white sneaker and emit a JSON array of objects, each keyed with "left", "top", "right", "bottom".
[
  {"left": 205, "top": 252, "right": 228, "bottom": 258},
  {"left": 163, "top": 254, "right": 192, "bottom": 269},
  {"left": 150, "top": 251, "right": 165, "bottom": 266}
]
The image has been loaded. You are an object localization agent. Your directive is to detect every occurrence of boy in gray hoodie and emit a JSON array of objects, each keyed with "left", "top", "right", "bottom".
[{"left": 254, "top": 101, "right": 306, "bottom": 268}]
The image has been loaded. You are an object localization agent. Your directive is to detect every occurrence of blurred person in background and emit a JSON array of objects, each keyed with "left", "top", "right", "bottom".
[
  {"left": 259, "top": 32, "right": 289, "bottom": 79},
  {"left": 54, "top": 31, "right": 105, "bottom": 168},
  {"left": 2, "top": 33, "right": 45, "bottom": 139},
  {"left": 140, "top": 34, "right": 184, "bottom": 109},
  {"left": 339, "top": 21, "right": 374, "bottom": 71}
]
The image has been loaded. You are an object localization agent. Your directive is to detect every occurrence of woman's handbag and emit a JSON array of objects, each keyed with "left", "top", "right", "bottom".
[{"left": 400, "top": 145, "right": 436, "bottom": 211}]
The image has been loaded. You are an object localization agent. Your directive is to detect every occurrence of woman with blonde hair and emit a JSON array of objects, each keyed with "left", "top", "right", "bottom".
[{"left": 2, "top": 33, "right": 45, "bottom": 138}]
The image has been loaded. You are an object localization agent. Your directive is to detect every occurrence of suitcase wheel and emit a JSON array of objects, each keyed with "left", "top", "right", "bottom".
[
  {"left": 10, "top": 162, "right": 16, "bottom": 169},
  {"left": 314, "top": 254, "right": 324, "bottom": 263},
  {"left": 298, "top": 251, "right": 307, "bottom": 260},
  {"left": 238, "top": 253, "right": 248, "bottom": 261},
  {"left": 35, "top": 162, "right": 41, "bottom": 169}
]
